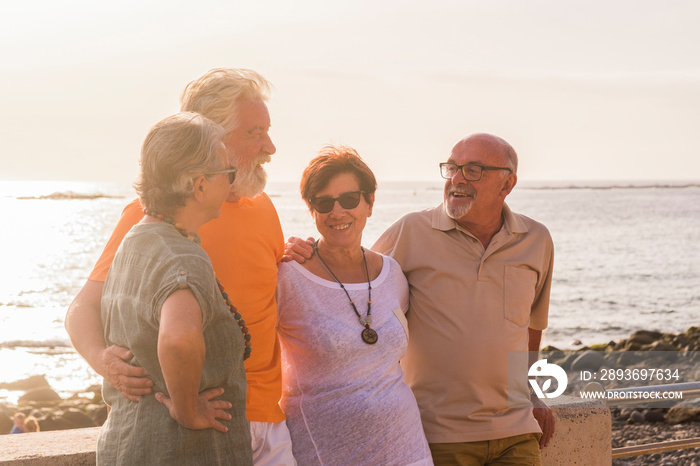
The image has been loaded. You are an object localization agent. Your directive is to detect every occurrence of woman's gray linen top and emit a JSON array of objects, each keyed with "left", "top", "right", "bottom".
[{"left": 98, "top": 222, "right": 252, "bottom": 465}]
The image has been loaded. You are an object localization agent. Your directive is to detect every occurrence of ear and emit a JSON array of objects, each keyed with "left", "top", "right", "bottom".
[
  {"left": 500, "top": 173, "right": 517, "bottom": 197},
  {"left": 366, "top": 192, "right": 375, "bottom": 218},
  {"left": 192, "top": 175, "right": 207, "bottom": 203}
]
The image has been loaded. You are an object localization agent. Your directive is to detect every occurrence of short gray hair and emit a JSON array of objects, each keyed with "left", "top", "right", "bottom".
[{"left": 135, "top": 112, "right": 225, "bottom": 215}]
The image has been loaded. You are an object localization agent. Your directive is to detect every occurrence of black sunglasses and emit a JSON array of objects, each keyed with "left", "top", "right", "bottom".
[
  {"left": 206, "top": 166, "right": 237, "bottom": 184},
  {"left": 309, "top": 191, "right": 366, "bottom": 214}
]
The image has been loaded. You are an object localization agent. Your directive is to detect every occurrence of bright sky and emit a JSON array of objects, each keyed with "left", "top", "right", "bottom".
[{"left": 2, "top": 0, "right": 699, "bottom": 183}]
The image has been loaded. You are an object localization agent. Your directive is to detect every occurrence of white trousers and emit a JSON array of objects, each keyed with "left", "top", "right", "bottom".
[{"left": 250, "top": 420, "right": 297, "bottom": 466}]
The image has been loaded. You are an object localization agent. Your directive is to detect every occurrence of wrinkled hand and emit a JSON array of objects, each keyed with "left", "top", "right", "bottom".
[
  {"left": 532, "top": 396, "right": 555, "bottom": 448},
  {"left": 281, "top": 236, "right": 315, "bottom": 263},
  {"left": 156, "top": 387, "right": 233, "bottom": 433},
  {"left": 101, "top": 345, "right": 153, "bottom": 402}
]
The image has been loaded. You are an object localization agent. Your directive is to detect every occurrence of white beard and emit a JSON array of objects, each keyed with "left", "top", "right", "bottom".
[
  {"left": 444, "top": 186, "right": 475, "bottom": 221},
  {"left": 231, "top": 154, "right": 270, "bottom": 198},
  {"left": 445, "top": 199, "right": 473, "bottom": 221}
]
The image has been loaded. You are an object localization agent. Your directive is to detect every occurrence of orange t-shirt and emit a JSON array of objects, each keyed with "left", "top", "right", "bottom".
[{"left": 89, "top": 194, "right": 285, "bottom": 423}]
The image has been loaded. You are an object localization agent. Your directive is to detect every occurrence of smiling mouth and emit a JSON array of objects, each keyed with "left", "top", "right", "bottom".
[
  {"left": 450, "top": 191, "right": 473, "bottom": 199},
  {"left": 330, "top": 223, "right": 351, "bottom": 231}
]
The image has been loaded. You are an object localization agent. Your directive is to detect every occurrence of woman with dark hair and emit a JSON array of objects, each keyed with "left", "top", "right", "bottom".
[
  {"left": 97, "top": 112, "right": 252, "bottom": 465},
  {"left": 276, "top": 146, "right": 432, "bottom": 465}
]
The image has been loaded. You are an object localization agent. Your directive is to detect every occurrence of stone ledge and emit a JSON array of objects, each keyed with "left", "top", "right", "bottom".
[
  {"left": 0, "top": 397, "right": 611, "bottom": 465},
  {"left": 0, "top": 427, "right": 99, "bottom": 466},
  {"left": 541, "top": 395, "right": 612, "bottom": 465}
]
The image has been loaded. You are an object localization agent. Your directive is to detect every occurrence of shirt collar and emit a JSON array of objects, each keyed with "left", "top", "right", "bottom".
[{"left": 432, "top": 201, "right": 528, "bottom": 236}]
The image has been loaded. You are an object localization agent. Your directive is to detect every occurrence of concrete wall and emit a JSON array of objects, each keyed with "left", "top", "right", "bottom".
[
  {"left": 0, "top": 397, "right": 610, "bottom": 465},
  {"left": 541, "top": 396, "right": 612, "bottom": 465},
  {"left": 0, "top": 427, "right": 99, "bottom": 466}
]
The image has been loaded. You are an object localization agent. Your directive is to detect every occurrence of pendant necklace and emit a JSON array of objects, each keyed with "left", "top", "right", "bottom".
[
  {"left": 313, "top": 240, "right": 378, "bottom": 345},
  {"left": 144, "top": 209, "right": 251, "bottom": 360}
]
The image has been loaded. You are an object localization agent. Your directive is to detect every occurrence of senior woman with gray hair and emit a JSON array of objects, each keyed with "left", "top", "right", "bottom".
[{"left": 97, "top": 112, "right": 252, "bottom": 465}]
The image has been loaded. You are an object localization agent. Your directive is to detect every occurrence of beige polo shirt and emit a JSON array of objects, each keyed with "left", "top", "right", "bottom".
[{"left": 373, "top": 202, "right": 554, "bottom": 443}]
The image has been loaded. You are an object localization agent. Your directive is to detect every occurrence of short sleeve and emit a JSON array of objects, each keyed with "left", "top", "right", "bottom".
[
  {"left": 529, "top": 233, "right": 554, "bottom": 331},
  {"left": 150, "top": 256, "right": 221, "bottom": 329},
  {"left": 388, "top": 257, "right": 410, "bottom": 314},
  {"left": 373, "top": 220, "right": 401, "bottom": 257}
]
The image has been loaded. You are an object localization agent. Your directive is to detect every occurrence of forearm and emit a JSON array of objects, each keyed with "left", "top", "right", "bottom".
[
  {"left": 158, "top": 329, "right": 205, "bottom": 425},
  {"left": 65, "top": 280, "right": 109, "bottom": 376},
  {"left": 528, "top": 327, "right": 555, "bottom": 447}
]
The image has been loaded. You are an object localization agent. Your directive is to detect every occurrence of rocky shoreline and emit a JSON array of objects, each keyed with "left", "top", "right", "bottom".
[
  {"left": 0, "top": 375, "right": 106, "bottom": 435},
  {"left": 2, "top": 328, "right": 699, "bottom": 465},
  {"left": 611, "top": 407, "right": 700, "bottom": 465},
  {"left": 542, "top": 327, "right": 700, "bottom": 465}
]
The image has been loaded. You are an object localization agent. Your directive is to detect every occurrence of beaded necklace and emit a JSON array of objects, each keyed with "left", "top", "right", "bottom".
[
  {"left": 313, "top": 240, "right": 378, "bottom": 345},
  {"left": 144, "top": 209, "right": 251, "bottom": 360}
]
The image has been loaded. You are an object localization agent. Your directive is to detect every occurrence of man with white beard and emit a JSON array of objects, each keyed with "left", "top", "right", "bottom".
[{"left": 65, "top": 68, "right": 296, "bottom": 465}]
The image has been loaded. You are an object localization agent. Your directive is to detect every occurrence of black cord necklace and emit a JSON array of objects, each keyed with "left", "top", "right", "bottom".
[
  {"left": 144, "top": 209, "right": 251, "bottom": 360},
  {"left": 313, "top": 240, "right": 378, "bottom": 345}
]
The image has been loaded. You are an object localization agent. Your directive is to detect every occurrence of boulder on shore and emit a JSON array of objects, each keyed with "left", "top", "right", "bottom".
[
  {"left": 19, "top": 386, "right": 62, "bottom": 404},
  {"left": 570, "top": 351, "right": 609, "bottom": 372},
  {"left": 0, "top": 375, "right": 50, "bottom": 391},
  {"left": 0, "top": 404, "right": 14, "bottom": 433},
  {"left": 37, "top": 408, "right": 98, "bottom": 431},
  {"left": 665, "top": 399, "right": 700, "bottom": 424}
]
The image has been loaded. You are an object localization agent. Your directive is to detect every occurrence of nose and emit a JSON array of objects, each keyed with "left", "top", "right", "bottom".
[
  {"left": 451, "top": 168, "right": 468, "bottom": 185},
  {"left": 263, "top": 131, "right": 276, "bottom": 156},
  {"left": 328, "top": 199, "right": 345, "bottom": 216}
]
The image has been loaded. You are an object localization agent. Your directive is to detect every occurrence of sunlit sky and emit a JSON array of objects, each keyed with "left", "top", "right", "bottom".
[{"left": 2, "top": 0, "right": 699, "bottom": 184}]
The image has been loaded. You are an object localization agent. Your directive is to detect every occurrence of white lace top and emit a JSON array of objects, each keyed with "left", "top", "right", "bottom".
[{"left": 277, "top": 256, "right": 433, "bottom": 466}]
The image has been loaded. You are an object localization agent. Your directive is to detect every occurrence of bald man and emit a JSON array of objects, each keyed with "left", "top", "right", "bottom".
[{"left": 373, "top": 133, "right": 555, "bottom": 465}]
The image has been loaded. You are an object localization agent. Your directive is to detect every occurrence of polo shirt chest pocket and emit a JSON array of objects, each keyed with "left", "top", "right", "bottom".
[{"left": 504, "top": 266, "right": 538, "bottom": 327}]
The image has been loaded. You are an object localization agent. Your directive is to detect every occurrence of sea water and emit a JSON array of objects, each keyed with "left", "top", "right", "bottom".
[{"left": 0, "top": 179, "right": 698, "bottom": 402}]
